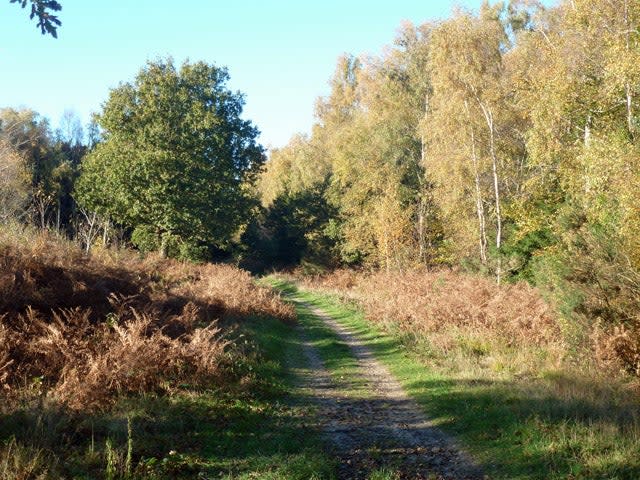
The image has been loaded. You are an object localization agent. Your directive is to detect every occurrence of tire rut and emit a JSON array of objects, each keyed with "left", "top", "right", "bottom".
[{"left": 293, "top": 301, "right": 483, "bottom": 480}]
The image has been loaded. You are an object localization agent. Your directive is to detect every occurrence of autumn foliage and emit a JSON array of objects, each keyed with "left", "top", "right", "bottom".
[
  {"left": 354, "top": 270, "right": 559, "bottom": 347},
  {"left": 0, "top": 227, "right": 294, "bottom": 409},
  {"left": 307, "top": 270, "right": 557, "bottom": 344},
  {"left": 305, "top": 268, "right": 640, "bottom": 378}
]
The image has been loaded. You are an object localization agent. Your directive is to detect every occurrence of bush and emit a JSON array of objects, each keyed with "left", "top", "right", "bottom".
[
  {"left": 353, "top": 270, "right": 561, "bottom": 348},
  {"left": 531, "top": 219, "right": 640, "bottom": 376}
]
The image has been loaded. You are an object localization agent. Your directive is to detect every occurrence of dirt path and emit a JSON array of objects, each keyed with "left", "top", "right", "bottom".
[{"left": 292, "top": 302, "right": 483, "bottom": 480}]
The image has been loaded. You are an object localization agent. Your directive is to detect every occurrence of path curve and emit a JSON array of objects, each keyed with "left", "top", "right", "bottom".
[{"left": 294, "top": 301, "right": 483, "bottom": 480}]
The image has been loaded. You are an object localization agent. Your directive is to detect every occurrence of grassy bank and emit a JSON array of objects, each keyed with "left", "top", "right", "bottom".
[
  {"left": 275, "top": 278, "right": 640, "bottom": 480},
  {"left": 1, "top": 313, "right": 333, "bottom": 479},
  {"left": 0, "top": 227, "right": 333, "bottom": 479}
]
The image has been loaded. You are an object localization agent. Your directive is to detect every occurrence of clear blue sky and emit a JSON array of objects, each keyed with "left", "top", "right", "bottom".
[{"left": 2, "top": 0, "right": 515, "bottom": 149}]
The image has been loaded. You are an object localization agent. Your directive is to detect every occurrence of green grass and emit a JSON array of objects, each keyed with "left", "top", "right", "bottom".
[
  {"left": 266, "top": 278, "right": 371, "bottom": 396},
  {"left": 0, "top": 313, "right": 336, "bottom": 479},
  {"left": 200, "top": 312, "right": 336, "bottom": 479},
  {"left": 269, "top": 278, "right": 640, "bottom": 480},
  {"left": 265, "top": 278, "right": 403, "bottom": 479},
  {"left": 9, "top": 273, "right": 637, "bottom": 480}
]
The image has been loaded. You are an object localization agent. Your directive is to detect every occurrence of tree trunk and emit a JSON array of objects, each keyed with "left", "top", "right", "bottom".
[
  {"left": 417, "top": 195, "right": 426, "bottom": 263},
  {"left": 56, "top": 198, "right": 61, "bottom": 232},
  {"left": 84, "top": 211, "right": 98, "bottom": 253},
  {"left": 624, "top": 0, "right": 634, "bottom": 136},
  {"left": 479, "top": 101, "right": 503, "bottom": 284},
  {"left": 159, "top": 235, "right": 168, "bottom": 259},
  {"left": 625, "top": 83, "right": 633, "bottom": 135},
  {"left": 38, "top": 199, "right": 47, "bottom": 230},
  {"left": 584, "top": 114, "right": 592, "bottom": 147},
  {"left": 471, "top": 126, "right": 488, "bottom": 265},
  {"left": 418, "top": 92, "right": 430, "bottom": 264},
  {"left": 465, "top": 100, "right": 488, "bottom": 265},
  {"left": 102, "top": 219, "right": 110, "bottom": 246}
]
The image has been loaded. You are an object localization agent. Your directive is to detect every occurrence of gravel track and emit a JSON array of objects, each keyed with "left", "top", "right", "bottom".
[{"left": 292, "top": 301, "right": 483, "bottom": 480}]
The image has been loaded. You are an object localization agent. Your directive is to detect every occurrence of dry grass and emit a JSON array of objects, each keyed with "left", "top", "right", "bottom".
[
  {"left": 300, "top": 268, "right": 640, "bottom": 381},
  {"left": 157, "top": 260, "right": 297, "bottom": 324},
  {"left": 0, "top": 438, "right": 53, "bottom": 480},
  {"left": 353, "top": 270, "right": 558, "bottom": 345},
  {"left": 0, "top": 225, "right": 295, "bottom": 410},
  {"left": 592, "top": 323, "right": 640, "bottom": 377},
  {"left": 304, "top": 269, "right": 561, "bottom": 353},
  {"left": 300, "top": 268, "right": 640, "bottom": 406},
  {"left": 19, "top": 305, "right": 229, "bottom": 410}
]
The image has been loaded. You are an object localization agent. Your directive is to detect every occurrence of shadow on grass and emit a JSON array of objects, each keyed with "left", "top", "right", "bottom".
[
  {"left": 403, "top": 376, "right": 640, "bottom": 479},
  {"left": 267, "top": 278, "right": 300, "bottom": 297},
  {"left": 0, "top": 311, "right": 335, "bottom": 479},
  {"left": 0, "top": 389, "right": 330, "bottom": 478}
]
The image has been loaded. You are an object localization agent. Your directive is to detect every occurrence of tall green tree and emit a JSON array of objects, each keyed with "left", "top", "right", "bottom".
[{"left": 76, "top": 59, "right": 264, "bottom": 260}]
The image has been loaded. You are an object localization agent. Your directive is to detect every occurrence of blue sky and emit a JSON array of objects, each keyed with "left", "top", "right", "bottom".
[{"left": 2, "top": 0, "right": 514, "bottom": 149}]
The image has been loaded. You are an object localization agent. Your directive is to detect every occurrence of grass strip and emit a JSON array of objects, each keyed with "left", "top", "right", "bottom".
[
  {"left": 202, "top": 312, "right": 337, "bottom": 479},
  {"left": 267, "top": 278, "right": 372, "bottom": 396}
]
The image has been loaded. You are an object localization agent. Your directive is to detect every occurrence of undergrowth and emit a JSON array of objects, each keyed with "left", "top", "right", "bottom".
[
  {"left": 300, "top": 268, "right": 640, "bottom": 381},
  {"left": 0, "top": 226, "right": 334, "bottom": 479},
  {"left": 0, "top": 225, "right": 294, "bottom": 409}
]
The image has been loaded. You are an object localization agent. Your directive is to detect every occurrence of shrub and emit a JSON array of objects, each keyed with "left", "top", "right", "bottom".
[
  {"left": 0, "top": 226, "right": 295, "bottom": 409},
  {"left": 340, "top": 269, "right": 560, "bottom": 348}
]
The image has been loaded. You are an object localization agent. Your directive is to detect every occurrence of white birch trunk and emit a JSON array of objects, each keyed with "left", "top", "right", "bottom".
[
  {"left": 479, "top": 101, "right": 503, "bottom": 284},
  {"left": 465, "top": 100, "right": 488, "bottom": 266}
]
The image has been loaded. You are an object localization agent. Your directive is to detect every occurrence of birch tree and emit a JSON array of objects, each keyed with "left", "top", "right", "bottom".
[{"left": 425, "top": 7, "right": 513, "bottom": 275}]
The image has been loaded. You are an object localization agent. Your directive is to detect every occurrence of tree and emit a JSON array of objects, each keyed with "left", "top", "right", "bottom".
[
  {"left": 0, "top": 137, "right": 30, "bottom": 222},
  {"left": 316, "top": 38, "right": 439, "bottom": 269},
  {"left": 423, "top": 5, "right": 521, "bottom": 280},
  {"left": 75, "top": 58, "right": 265, "bottom": 260},
  {"left": 10, "top": 0, "right": 62, "bottom": 37},
  {"left": 0, "top": 107, "right": 68, "bottom": 229},
  {"left": 259, "top": 133, "right": 330, "bottom": 207},
  {"left": 243, "top": 182, "right": 337, "bottom": 270},
  {"left": 251, "top": 133, "right": 337, "bottom": 269},
  {"left": 508, "top": 0, "right": 640, "bottom": 334},
  {"left": 256, "top": 26, "right": 442, "bottom": 270},
  {"left": 57, "top": 109, "right": 83, "bottom": 148}
]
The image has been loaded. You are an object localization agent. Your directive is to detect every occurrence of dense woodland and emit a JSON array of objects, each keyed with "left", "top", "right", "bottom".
[{"left": 258, "top": 0, "right": 640, "bottom": 373}]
